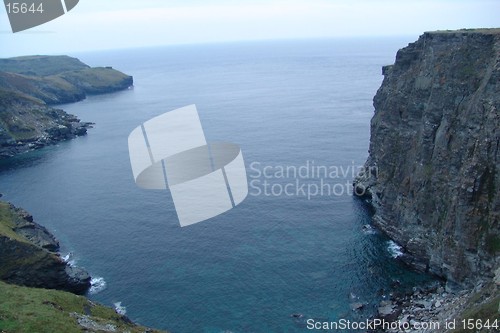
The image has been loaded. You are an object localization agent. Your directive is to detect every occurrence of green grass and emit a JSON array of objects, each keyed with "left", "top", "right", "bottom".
[
  {"left": 0, "top": 202, "right": 30, "bottom": 243},
  {"left": 0, "top": 281, "right": 167, "bottom": 333},
  {"left": 428, "top": 28, "right": 500, "bottom": 35},
  {"left": 451, "top": 283, "right": 500, "bottom": 333},
  {"left": 0, "top": 56, "right": 88, "bottom": 76},
  {"left": 58, "top": 67, "right": 132, "bottom": 92}
]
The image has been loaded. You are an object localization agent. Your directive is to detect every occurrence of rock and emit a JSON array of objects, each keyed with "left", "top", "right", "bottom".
[
  {"left": 434, "top": 300, "right": 442, "bottom": 308},
  {"left": 415, "top": 300, "right": 432, "bottom": 310},
  {"left": 378, "top": 303, "right": 401, "bottom": 321},
  {"left": 70, "top": 313, "right": 117, "bottom": 332},
  {"left": 353, "top": 29, "right": 500, "bottom": 285},
  {"left": 350, "top": 302, "right": 365, "bottom": 311},
  {"left": 494, "top": 267, "right": 500, "bottom": 286},
  {"left": 378, "top": 304, "right": 394, "bottom": 316}
]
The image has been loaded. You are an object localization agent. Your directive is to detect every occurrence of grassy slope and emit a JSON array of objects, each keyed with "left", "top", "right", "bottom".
[
  {"left": 0, "top": 55, "right": 89, "bottom": 76},
  {"left": 0, "top": 89, "right": 62, "bottom": 142},
  {"left": 0, "top": 281, "right": 166, "bottom": 333},
  {"left": 57, "top": 67, "right": 133, "bottom": 93},
  {"left": 0, "top": 202, "right": 29, "bottom": 243},
  {"left": 452, "top": 282, "right": 500, "bottom": 333}
]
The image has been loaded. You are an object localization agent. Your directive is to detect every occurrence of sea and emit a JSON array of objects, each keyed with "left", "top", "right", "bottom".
[{"left": 0, "top": 38, "right": 434, "bottom": 333}]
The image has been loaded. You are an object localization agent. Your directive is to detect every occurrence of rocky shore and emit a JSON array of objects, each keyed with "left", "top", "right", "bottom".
[
  {"left": 372, "top": 272, "right": 499, "bottom": 333},
  {"left": 355, "top": 29, "right": 500, "bottom": 331}
]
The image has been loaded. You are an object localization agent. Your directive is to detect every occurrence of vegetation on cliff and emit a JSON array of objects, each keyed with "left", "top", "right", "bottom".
[{"left": 0, "top": 281, "right": 166, "bottom": 333}]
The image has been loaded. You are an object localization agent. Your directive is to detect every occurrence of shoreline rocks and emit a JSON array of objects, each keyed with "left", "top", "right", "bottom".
[
  {"left": 371, "top": 279, "right": 499, "bottom": 333},
  {"left": 0, "top": 201, "right": 90, "bottom": 294}
]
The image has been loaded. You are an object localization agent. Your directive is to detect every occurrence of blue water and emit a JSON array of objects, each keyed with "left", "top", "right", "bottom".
[{"left": 0, "top": 38, "right": 433, "bottom": 332}]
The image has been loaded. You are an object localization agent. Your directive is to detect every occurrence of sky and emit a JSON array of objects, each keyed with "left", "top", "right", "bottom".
[{"left": 0, "top": 0, "right": 499, "bottom": 57}]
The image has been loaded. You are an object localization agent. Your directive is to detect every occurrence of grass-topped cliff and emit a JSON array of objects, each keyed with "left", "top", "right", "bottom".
[
  {"left": 0, "top": 55, "right": 133, "bottom": 104},
  {"left": 0, "top": 55, "right": 133, "bottom": 158}
]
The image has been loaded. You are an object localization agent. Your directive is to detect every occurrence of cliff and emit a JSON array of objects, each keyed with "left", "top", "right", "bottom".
[
  {"left": 354, "top": 29, "right": 500, "bottom": 285},
  {"left": 0, "top": 55, "right": 133, "bottom": 158},
  {"left": 0, "top": 201, "right": 90, "bottom": 294}
]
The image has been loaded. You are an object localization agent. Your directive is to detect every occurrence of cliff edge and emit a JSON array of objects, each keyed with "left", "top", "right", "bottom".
[
  {"left": 0, "top": 200, "right": 90, "bottom": 294},
  {"left": 354, "top": 29, "right": 500, "bottom": 285}
]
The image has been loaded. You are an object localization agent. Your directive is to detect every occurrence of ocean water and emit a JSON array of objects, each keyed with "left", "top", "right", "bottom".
[{"left": 0, "top": 38, "right": 433, "bottom": 332}]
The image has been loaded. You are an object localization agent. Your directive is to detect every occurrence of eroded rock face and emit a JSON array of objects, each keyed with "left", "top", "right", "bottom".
[
  {"left": 0, "top": 202, "right": 90, "bottom": 294},
  {"left": 355, "top": 30, "right": 500, "bottom": 285}
]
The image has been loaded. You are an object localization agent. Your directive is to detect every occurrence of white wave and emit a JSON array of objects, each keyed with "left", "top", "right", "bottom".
[
  {"left": 362, "top": 224, "right": 376, "bottom": 235},
  {"left": 89, "top": 276, "right": 107, "bottom": 295},
  {"left": 114, "top": 302, "right": 127, "bottom": 316},
  {"left": 61, "top": 252, "right": 76, "bottom": 266},
  {"left": 387, "top": 240, "right": 403, "bottom": 258}
]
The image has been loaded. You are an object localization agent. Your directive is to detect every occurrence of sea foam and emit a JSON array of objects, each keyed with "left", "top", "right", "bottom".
[
  {"left": 89, "top": 276, "right": 107, "bottom": 294},
  {"left": 114, "top": 301, "right": 127, "bottom": 315},
  {"left": 387, "top": 240, "right": 403, "bottom": 258}
]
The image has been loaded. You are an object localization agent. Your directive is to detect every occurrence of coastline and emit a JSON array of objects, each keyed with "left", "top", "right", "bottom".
[{"left": 0, "top": 55, "right": 133, "bottom": 159}]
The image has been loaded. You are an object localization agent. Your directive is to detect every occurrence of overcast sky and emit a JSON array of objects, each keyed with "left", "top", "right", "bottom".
[{"left": 1, "top": 0, "right": 499, "bottom": 57}]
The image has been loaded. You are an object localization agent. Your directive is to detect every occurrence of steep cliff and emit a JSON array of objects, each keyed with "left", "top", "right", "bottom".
[
  {"left": 354, "top": 29, "right": 500, "bottom": 285},
  {"left": 0, "top": 201, "right": 90, "bottom": 294}
]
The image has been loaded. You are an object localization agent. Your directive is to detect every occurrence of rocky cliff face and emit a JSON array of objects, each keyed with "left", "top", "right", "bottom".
[
  {"left": 354, "top": 29, "right": 500, "bottom": 285},
  {"left": 0, "top": 201, "right": 90, "bottom": 294}
]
